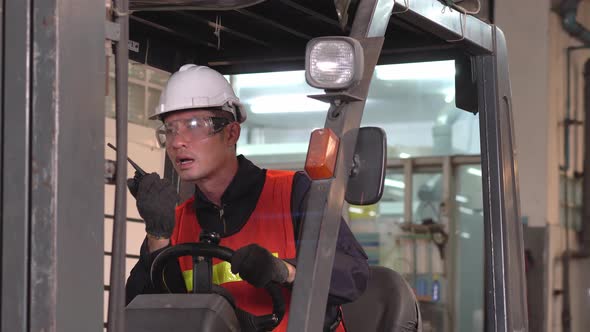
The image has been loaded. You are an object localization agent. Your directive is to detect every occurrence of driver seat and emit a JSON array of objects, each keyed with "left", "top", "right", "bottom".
[{"left": 341, "top": 266, "right": 421, "bottom": 332}]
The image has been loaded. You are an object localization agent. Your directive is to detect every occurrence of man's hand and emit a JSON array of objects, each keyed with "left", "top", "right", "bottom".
[
  {"left": 231, "top": 244, "right": 291, "bottom": 288},
  {"left": 127, "top": 173, "right": 178, "bottom": 244}
]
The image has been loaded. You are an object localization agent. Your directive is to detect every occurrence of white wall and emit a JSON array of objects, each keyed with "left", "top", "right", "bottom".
[{"left": 496, "top": 0, "right": 552, "bottom": 228}]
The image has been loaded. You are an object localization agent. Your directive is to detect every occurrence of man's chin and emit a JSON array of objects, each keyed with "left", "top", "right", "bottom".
[
  {"left": 178, "top": 172, "right": 201, "bottom": 183},
  {"left": 178, "top": 174, "right": 195, "bottom": 182}
]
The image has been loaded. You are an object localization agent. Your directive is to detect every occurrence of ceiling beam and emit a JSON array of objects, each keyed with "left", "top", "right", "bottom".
[
  {"left": 278, "top": 0, "right": 344, "bottom": 30},
  {"left": 234, "top": 8, "right": 313, "bottom": 40},
  {"left": 130, "top": 15, "right": 218, "bottom": 49},
  {"left": 175, "top": 11, "right": 272, "bottom": 48}
]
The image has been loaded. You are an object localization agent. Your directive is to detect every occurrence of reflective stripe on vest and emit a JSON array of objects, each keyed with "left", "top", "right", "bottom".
[{"left": 182, "top": 253, "right": 278, "bottom": 291}]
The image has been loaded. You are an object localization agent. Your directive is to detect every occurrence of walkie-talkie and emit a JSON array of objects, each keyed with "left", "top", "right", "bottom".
[{"left": 107, "top": 143, "right": 147, "bottom": 197}]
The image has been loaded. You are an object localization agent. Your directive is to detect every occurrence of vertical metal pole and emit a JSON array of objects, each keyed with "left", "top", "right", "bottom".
[
  {"left": 24, "top": 0, "right": 105, "bottom": 330},
  {"left": 108, "top": 0, "right": 129, "bottom": 331},
  {"left": 29, "top": 0, "right": 59, "bottom": 328},
  {"left": 287, "top": 1, "right": 392, "bottom": 331},
  {"left": 476, "top": 27, "right": 528, "bottom": 332},
  {"left": 403, "top": 158, "right": 415, "bottom": 286},
  {"left": 0, "top": 0, "right": 3, "bottom": 322},
  {"left": 3, "top": 0, "right": 104, "bottom": 330},
  {"left": 403, "top": 159, "right": 414, "bottom": 223},
  {"left": 2, "top": 1, "right": 30, "bottom": 331},
  {"left": 442, "top": 157, "right": 452, "bottom": 215},
  {"left": 581, "top": 59, "right": 590, "bottom": 251},
  {"left": 287, "top": 37, "right": 384, "bottom": 332},
  {"left": 442, "top": 156, "right": 455, "bottom": 332}
]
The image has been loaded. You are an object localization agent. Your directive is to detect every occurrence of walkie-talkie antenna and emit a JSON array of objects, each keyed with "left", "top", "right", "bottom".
[{"left": 107, "top": 143, "right": 147, "bottom": 176}]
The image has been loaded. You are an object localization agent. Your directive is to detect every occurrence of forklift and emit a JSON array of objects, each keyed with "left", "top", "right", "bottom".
[{"left": 1, "top": 0, "right": 528, "bottom": 331}]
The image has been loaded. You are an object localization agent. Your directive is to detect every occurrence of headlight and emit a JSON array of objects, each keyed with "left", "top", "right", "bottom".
[{"left": 305, "top": 37, "right": 364, "bottom": 90}]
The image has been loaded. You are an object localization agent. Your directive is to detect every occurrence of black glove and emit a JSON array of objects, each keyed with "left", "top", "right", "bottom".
[
  {"left": 231, "top": 244, "right": 289, "bottom": 288},
  {"left": 235, "top": 308, "right": 279, "bottom": 332},
  {"left": 126, "top": 170, "right": 143, "bottom": 198},
  {"left": 127, "top": 172, "right": 178, "bottom": 238}
]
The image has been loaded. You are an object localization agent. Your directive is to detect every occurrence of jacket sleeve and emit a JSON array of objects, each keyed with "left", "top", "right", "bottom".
[
  {"left": 125, "top": 238, "right": 185, "bottom": 305},
  {"left": 291, "top": 172, "right": 369, "bottom": 306}
]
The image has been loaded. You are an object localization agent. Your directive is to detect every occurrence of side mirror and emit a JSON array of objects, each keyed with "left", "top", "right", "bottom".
[{"left": 345, "top": 127, "right": 387, "bottom": 205}]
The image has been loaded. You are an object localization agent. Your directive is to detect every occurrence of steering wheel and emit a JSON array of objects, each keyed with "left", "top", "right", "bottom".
[{"left": 150, "top": 242, "right": 285, "bottom": 331}]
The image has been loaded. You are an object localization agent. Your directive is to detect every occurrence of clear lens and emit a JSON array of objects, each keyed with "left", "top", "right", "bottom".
[
  {"left": 309, "top": 40, "right": 355, "bottom": 86},
  {"left": 155, "top": 117, "right": 216, "bottom": 147}
]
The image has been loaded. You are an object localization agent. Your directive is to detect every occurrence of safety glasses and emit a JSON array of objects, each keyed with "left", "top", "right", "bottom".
[{"left": 155, "top": 116, "right": 230, "bottom": 147}]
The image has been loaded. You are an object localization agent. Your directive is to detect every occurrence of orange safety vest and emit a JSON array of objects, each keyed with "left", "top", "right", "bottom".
[{"left": 171, "top": 170, "right": 345, "bottom": 332}]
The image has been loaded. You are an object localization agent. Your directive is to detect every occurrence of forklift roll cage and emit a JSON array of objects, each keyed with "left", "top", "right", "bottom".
[{"left": 1, "top": 0, "right": 528, "bottom": 331}]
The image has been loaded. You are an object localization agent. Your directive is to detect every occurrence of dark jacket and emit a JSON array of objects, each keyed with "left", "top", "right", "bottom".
[{"left": 125, "top": 155, "right": 369, "bottom": 327}]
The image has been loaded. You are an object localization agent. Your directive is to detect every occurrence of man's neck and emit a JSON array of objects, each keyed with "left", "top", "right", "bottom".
[{"left": 195, "top": 157, "right": 239, "bottom": 207}]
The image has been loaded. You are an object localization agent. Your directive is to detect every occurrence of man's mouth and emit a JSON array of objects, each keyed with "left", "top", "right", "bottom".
[{"left": 176, "top": 157, "right": 195, "bottom": 168}]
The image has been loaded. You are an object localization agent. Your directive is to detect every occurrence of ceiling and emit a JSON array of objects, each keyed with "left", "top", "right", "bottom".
[{"left": 127, "top": 0, "right": 492, "bottom": 75}]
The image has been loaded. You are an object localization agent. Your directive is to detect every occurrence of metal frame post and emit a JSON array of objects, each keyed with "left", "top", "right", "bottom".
[
  {"left": 287, "top": 0, "right": 393, "bottom": 330},
  {"left": 403, "top": 159, "right": 414, "bottom": 224},
  {"left": 2, "top": 0, "right": 31, "bottom": 331},
  {"left": 108, "top": 0, "right": 130, "bottom": 331},
  {"left": 0, "top": 0, "right": 3, "bottom": 322},
  {"left": 2, "top": 0, "right": 105, "bottom": 331},
  {"left": 476, "top": 27, "right": 528, "bottom": 332},
  {"left": 442, "top": 156, "right": 455, "bottom": 332}
]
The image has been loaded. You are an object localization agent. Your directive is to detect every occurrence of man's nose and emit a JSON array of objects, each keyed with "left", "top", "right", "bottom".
[{"left": 169, "top": 132, "right": 188, "bottom": 149}]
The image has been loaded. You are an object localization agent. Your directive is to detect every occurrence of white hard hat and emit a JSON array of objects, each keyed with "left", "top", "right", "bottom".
[{"left": 150, "top": 64, "right": 246, "bottom": 123}]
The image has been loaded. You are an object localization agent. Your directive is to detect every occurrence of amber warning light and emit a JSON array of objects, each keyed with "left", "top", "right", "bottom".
[{"left": 305, "top": 128, "right": 339, "bottom": 180}]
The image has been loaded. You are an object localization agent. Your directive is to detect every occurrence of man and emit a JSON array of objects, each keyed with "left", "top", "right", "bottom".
[{"left": 125, "top": 64, "right": 369, "bottom": 331}]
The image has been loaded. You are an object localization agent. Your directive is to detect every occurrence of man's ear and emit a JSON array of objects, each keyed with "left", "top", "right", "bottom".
[{"left": 226, "top": 122, "right": 241, "bottom": 146}]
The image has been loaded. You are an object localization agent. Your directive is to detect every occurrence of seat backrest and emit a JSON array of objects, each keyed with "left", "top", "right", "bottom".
[
  {"left": 342, "top": 266, "right": 421, "bottom": 332},
  {"left": 126, "top": 293, "right": 240, "bottom": 332}
]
